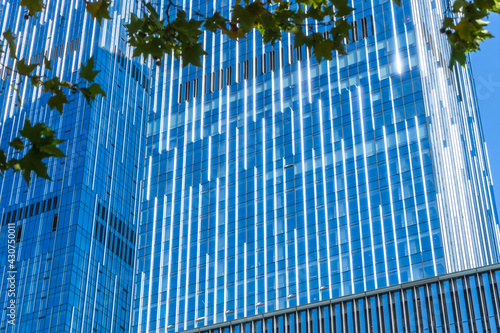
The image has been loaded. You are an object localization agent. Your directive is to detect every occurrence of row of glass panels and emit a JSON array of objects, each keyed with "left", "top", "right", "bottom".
[{"left": 190, "top": 267, "right": 500, "bottom": 333}]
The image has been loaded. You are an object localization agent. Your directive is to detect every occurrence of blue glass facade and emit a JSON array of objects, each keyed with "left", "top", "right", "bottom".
[
  {"left": 1, "top": 0, "right": 499, "bottom": 332},
  {"left": 134, "top": 0, "right": 500, "bottom": 331},
  {"left": 180, "top": 263, "right": 500, "bottom": 333},
  {"left": 0, "top": 1, "right": 147, "bottom": 332}
]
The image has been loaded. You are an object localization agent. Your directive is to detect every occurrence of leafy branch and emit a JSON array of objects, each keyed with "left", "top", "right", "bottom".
[
  {"left": 0, "top": 120, "right": 66, "bottom": 185},
  {"left": 2, "top": 0, "right": 499, "bottom": 186},
  {"left": 125, "top": 0, "right": 355, "bottom": 67},
  {"left": 442, "top": 0, "right": 500, "bottom": 68},
  {"left": 0, "top": 19, "right": 104, "bottom": 184}
]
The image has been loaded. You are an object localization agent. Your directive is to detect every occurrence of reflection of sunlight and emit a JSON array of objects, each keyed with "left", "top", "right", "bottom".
[
  {"left": 388, "top": 0, "right": 402, "bottom": 75},
  {"left": 396, "top": 56, "right": 402, "bottom": 74}
]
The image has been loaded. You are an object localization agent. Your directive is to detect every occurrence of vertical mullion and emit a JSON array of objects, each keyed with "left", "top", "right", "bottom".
[
  {"left": 437, "top": 282, "right": 449, "bottom": 333},
  {"left": 401, "top": 289, "right": 410, "bottom": 332},
  {"left": 489, "top": 271, "right": 500, "bottom": 328},
  {"left": 364, "top": 297, "right": 371, "bottom": 333},
  {"left": 413, "top": 287, "right": 422, "bottom": 332},
  {"left": 475, "top": 273, "right": 490, "bottom": 331}
]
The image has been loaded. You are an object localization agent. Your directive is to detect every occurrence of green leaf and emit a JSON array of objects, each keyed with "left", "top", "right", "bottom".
[
  {"left": 126, "top": 13, "right": 145, "bottom": 35},
  {"left": 332, "top": 18, "right": 352, "bottom": 38},
  {"left": 293, "top": 30, "right": 313, "bottom": 49},
  {"left": 205, "top": 12, "right": 229, "bottom": 33},
  {"left": 18, "top": 119, "right": 58, "bottom": 147},
  {"left": 41, "top": 77, "right": 61, "bottom": 93},
  {"left": 19, "top": 119, "right": 39, "bottom": 143},
  {"left": 442, "top": 17, "right": 455, "bottom": 29},
  {"left": 181, "top": 43, "right": 206, "bottom": 67},
  {"left": 492, "top": 0, "right": 500, "bottom": 13},
  {"left": 221, "top": 27, "right": 247, "bottom": 41},
  {"left": 80, "top": 56, "right": 100, "bottom": 83},
  {"left": 3, "top": 30, "right": 17, "bottom": 59},
  {"left": 453, "top": 0, "right": 468, "bottom": 11},
  {"left": 0, "top": 150, "right": 7, "bottom": 174},
  {"left": 31, "top": 75, "right": 43, "bottom": 87},
  {"left": 449, "top": 40, "right": 467, "bottom": 68},
  {"left": 171, "top": 11, "right": 204, "bottom": 45},
  {"left": 40, "top": 144, "right": 66, "bottom": 158},
  {"left": 79, "top": 83, "right": 106, "bottom": 103},
  {"left": 304, "top": 2, "right": 335, "bottom": 21},
  {"left": 20, "top": 0, "right": 45, "bottom": 16},
  {"left": 16, "top": 59, "right": 38, "bottom": 76},
  {"left": 44, "top": 56, "right": 52, "bottom": 70},
  {"left": 232, "top": 3, "right": 267, "bottom": 34},
  {"left": 8, "top": 138, "right": 24, "bottom": 150},
  {"left": 334, "top": 0, "right": 355, "bottom": 17},
  {"left": 455, "top": 19, "right": 478, "bottom": 42},
  {"left": 129, "top": 38, "right": 157, "bottom": 59},
  {"left": 313, "top": 35, "right": 335, "bottom": 62},
  {"left": 11, "top": 162, "right": 22, "bottom": 172},
  {"left": 475, "top": 0, "right": 495, "bottom": 11},
  {"left": 145, "top": 3, "right": 160, "bottom": 20},
  {"left": 88, "top": 83, "right": 106, "bottom": 98},
  {"left": 41, "top": 77, "right": 71, "bottom": 113},
  {"left": 15, "top": 119, "right": 66, "bottom": 184},
  {"left": 86, "top": 0, "right": 112, "bottom": 25},
  {"left": 256, "top": 12, "right": 282, "bottom": 44},
  {"left": 10, "top": 85, "right": 22, "bottom": 107},
  {"left": 19, "top": 150, "right": 50, "bottom": 185},
  {"left": 60, "top": 81, "right": 74, "bottom": 89},
  {"left": 48, "top": 90, "right": 69, "bottom": 114},
  {"left": 2, "top": 119, "right": 66, "bottom": 185}
]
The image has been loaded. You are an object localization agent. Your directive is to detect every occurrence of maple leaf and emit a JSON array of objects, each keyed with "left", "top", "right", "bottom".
[
  {"left": 79, "top": 83, "right": 106, "bottom": 103},
  {"left": 3, "top": 30, "right": 17, "bottom": 58},
  {"left": 48, "top": 91, "right": 69, "bottom": 114},
  {"left": 20, "top": 0, "right": 45, "bottom": 16},
  {"left": 181, "top": 43, "right": 206, "bottom": 67},
  {"left": 8, "top": 138, "right": 24, "bottom": 150},
  {"left": 80, "top": 57, "right": 100, "bottom": 83},
  {"left": 86, "top": 0, "right": 112, "bottom": 25},
  {"left": 16, "top": 59, "right": 38, "bottom": 76}
]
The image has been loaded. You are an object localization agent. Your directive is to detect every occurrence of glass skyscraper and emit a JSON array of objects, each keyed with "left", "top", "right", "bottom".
[
  {"left": 0, "top": 1, "right": 147, "bottom": 332},
  {"left": 135, "top": 0, "right": 500, "bottom": 331},
  {"left": 1, "top": 0, "right": 499, "bottom": 332}
]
